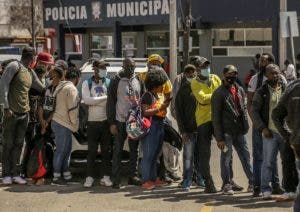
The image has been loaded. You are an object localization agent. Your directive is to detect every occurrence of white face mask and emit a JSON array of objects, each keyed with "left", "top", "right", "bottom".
[
  {"left": 45, "top": 78, "right": 53, "bottom": 87},
  {"left": 99, "top": 69, "right": 107, "bottom": 78},
  {"left": 186, "top": 77, "right": 194, "bottom": 82}
]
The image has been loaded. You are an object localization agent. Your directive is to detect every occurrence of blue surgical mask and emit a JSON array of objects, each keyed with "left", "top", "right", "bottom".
[
  {"left": 99, "top": 69, "right": 107, "bottom": 78},
  {"left": 186, "top": 77, "right": 194, "bottom": 82},
  {"left": 200, "top": 67, "right": 210, "bottom": 77}
]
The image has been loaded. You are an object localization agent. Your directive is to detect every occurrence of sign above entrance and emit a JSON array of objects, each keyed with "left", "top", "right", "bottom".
[{"left": 43, "top": 0, "right": 170, "bottom": 28}]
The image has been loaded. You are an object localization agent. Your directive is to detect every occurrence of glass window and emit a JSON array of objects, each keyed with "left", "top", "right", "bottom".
[
  {"left": 246, "top": 28, "right": 272, "bottom": 46},
  {"left": 212, "top": 29, "right": 244, "bottom": 46},
  {"left": 147, "top": 31, "right": 170, "bottom": 48},
  {"left": 122, "top": 33, "right": 137, "bottom": 57},
  {"left": 91, "top": 35, "right": 113, "bottom": 50}
]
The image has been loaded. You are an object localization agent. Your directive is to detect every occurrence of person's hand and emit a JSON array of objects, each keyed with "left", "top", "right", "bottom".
[
  {"left": 4, "top": 109, "right": 13, "bottom": 119},
  {"left": 110, "top": 124, "right": 118, "bottom": 136},
  {"left": 217, "top": 141, "right": 225, "bottom": 151},
  {"left": 262, "top": 128, "right": 273, "bottom": 138},
  {"left": 182, "top": 133, "right": 189, "bottom": 143}
]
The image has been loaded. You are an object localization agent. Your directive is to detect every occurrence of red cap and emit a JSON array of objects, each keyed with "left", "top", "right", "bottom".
[{"left": 37, "top": 52, "right": 54, "bottom": 65}]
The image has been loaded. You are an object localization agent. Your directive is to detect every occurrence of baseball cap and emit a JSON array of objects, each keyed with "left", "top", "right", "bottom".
[
  {"left": 92, "top": 59, "right": 110, "bottom": 68},
  {"left": 53, "top": 66, "right": 64, "bottom": 78},
  {"left": 223, "top": 65, "right": 238, "bottom": 74},
  {"left": 147, "top": 54, "right": 164, "bottom": 64},
  {"left": 55, "top": 59, "right": 68, "bottom": 70},
  {"left": 184, "top": 64, "right": 196, "bottom": 73},
  {"left": 189, "top": 56, "right": 210, "bottom": 66},
  {"left": 37, "top": 52, "right": 54, "bottom": 65},
  {"left": 22, "top": 46, "right": 35, "bottom": 57}
]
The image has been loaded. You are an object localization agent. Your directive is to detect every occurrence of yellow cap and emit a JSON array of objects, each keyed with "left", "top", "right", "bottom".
[{"left": 147, "top": 54, "right": 164, "bottom": 64}]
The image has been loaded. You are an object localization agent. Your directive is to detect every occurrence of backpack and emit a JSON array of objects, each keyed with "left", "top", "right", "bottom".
[
  {"left": 26, "top": 135, "right": 49, "bottom": 179},
  {"left": 126, "top": 91, "right": 152, "bottom": 140}
]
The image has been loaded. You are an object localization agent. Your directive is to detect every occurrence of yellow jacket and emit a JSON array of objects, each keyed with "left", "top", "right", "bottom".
[{"left": 191, "top": 74, "right": 222, "bottom": 126}]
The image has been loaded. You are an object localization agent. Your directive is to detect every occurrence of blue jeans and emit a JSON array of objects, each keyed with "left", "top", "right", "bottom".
[
  {"left": 261, "top": 132, "right": 284, "bottom": 192},
  {"left": 252, "top": 128, "right": 279, "bottom": 187},
  {"left": 221, "top": 134, "right": 253, "bottom": 185},
  {"left": 141, "top": 119, "right": 164, "bottom": 182},
  {"left": 294, "top": 159, "right": 300, "bottom": 211},
  {"left": 51, "top": 121, "right": 72, "bottom": 175},
  {"left": 183, "top": 133, "right": 198, "bottom": 181}
]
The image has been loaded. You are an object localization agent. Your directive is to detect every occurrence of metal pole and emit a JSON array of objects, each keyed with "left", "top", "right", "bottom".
[
  {"left": 169, "top": 0, "right": 177, "bottom": 83},
  {"left": 279, "top": 0, "right": 287, "bottom": 69},
  {"left": 183, "top": 0, "right": 191, "bottom": 66},
  {"left": 288, "top": 16, "right": 296, "bottom": 66},
  {"left": 31, "top": 0, "right": 36, "bottom": 50}
]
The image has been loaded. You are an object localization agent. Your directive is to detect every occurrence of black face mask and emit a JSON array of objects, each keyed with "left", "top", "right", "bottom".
[
  {"left": 226, "top": 76, "right": 237, "bottom": 84},
  {"left": 267, "top": 79, "right": 279, "bottom": 86},
  {"left": 124, "top": 67, "right": 135, "bottom": 76}
]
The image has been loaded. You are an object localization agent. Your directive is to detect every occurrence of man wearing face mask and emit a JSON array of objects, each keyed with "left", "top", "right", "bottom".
[
  {"left": 247, "top": 53, "right": 286, "bottom": 197},
  {"left": 107, "top": 57, "right": 144, "bottom": 188},
  {"left": 212, "top": 65, "right": 253, "bottom": 195},
  {"left": 190, "top": 56, "right": 221, "bottom": 193},
  {"left": 251, "top": 64, "right": 292, "bottom": 200},
  {"left": 82, "top": 59, "right": 113, "bottom": 188},
  {"left": 175, "top": 64, "right": 199, "bottom": 190}
]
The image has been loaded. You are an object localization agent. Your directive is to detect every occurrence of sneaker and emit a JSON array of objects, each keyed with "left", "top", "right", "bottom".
[
  {"left": 262, "top": 191, "right": 273, "bottom": 200},
  {"left": 231, "top": 180, "right": 243, "bottom": 191},
  {"left": 272, "top": 185, "right": 284, "bottom": 195},
  {"left": 63, "top": 171, "right": 72, "bottom": 181},
  {"left": 112, "top": 183, "right": 123, "bottom": 189},
  {"left": 253, "top": 186, "right": 261, "bottom": 197},
  {"left": 204, "top": 179, "right": 217, "bottom": 194},
  {"left": 247, "top": 185, "right": 254, "bottom": 193},
  {"left": 223, "top": 183, "right": 234, "bottom": 195},
  {"left": 51, "top": 177, "right": 67, "bottom": 186},
  {"left": 153, "top": 180, "right": 167, "bottom": 187},
  {"left": 2, "top": 176, "right": 12, "bottom": 185},
  {"left": 142, "top": 181, "right": 155, "bottom": 190},
  {"left": 100, "top": 176, "right": 113, "bottom": 187},
  {"left": 196, "top": 178, "right": 206, "bottom": 189},
  {"left": 275, "top": 192, "right": 297, "bottom": 202},
  {"left": 181, "top": 179, "right": 192, "bottom": 190},
  {"left": 128, "top": 176, "right": 142, "bottom": 186},
  {"left": 170, "top": 174, "right": 181, "bottom": 182},
  {"left": 83, "top": 176, "right": 94, "bottom": 188},
  {"left": 12, "top": 176, "right": 27, "bottom": 185}
]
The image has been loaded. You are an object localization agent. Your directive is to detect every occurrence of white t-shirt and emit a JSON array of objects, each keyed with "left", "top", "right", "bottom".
[
  {"left": 82, "top": 79, "right": 108, "bottom": 122},
  {"left": 248, "top": 73, "right": 287, "bottom": 93}
]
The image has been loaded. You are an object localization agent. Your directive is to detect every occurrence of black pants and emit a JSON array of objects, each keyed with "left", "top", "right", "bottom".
[
  {"left": 86, "top": 121, "right": 112, "bottom": 177},
  {"left": 197, "top": 121, "right": 214, "bottom": 183},
  {"left": 112, "top": 121, "right": 139, "bottom": 184},
  {"left": 21, "top": 122, "right": 36, "bottom": 176},
  {"left": 282, "top": 142, "right": 298, "bottom": 192},
  {"left": 2, "top": 113, "right": 29, "bottom": 177}
]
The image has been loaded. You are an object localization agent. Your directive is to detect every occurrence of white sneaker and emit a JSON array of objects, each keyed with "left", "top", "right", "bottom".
[
  {"left": 275, "top": 192, "right": 297, "bottom": 202},
  {"left": 100, "top": 176, "right": 113, "bottom": 187},
  {"left": 2, "top": 176, "right": 12, "bottom": 185},
  {"left": 84, "top": 176, "right": 94, "bottom": 188},
  {"left": 262, "top": 191, "right": 272, "bottom": 200},
  {"left": 222, "top": 183, "right": 234, "bottom": 195},
  {"left": 12, "top": 176, "right": 27, "bottom": 185},
  {"left": 63, "top": 171, "right": 72, "bottom": 181}
]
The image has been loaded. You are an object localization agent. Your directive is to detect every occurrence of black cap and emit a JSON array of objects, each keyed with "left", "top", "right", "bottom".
[
  {"left": 53, "top": 66, "right": 64, "bottom": 77},
  {"left": 55, "top": 60, "right": 68, "bottom": 70},
  {"left": 22, "top": 46, "right": 35, "bottom": 57}
]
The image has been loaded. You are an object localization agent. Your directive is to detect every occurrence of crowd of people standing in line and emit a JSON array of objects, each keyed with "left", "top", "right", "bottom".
[{"left": 1, "top": 47, "right": 300, "bottom": 210}]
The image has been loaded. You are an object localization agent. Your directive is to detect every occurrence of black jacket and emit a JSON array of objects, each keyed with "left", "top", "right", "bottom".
[
  {"left": 106, "top": 71, "right": 145, "bottom": 125},
  {"left": 251, "top": 82, "right": 286, "bottom": 132},
  {"left": 272, "top": 79, "right": 300, "bottom": 144},
  {"left": 175, "top": 78, "right": 197, "bottom": 134},
  {"left": 212, "top": 82, "right": 249, "bottom": 142}
]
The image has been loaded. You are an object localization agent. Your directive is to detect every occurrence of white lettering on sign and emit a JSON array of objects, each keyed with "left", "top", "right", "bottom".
[
  {"left": 45, "top": 5, "right": 87, "bottom": 21},
  {"left": 107, "top": 0, "right": 169, "bottom": 18}
]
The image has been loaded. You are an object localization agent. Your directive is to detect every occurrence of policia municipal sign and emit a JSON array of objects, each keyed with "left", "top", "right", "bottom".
[{"left": 43, "top": 0, "right": 170, "bottom": 28}]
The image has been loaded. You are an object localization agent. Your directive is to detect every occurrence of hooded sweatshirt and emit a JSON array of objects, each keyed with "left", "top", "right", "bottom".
[{"left": 52, "top": 81, "right": 80, "bottom": 132}]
